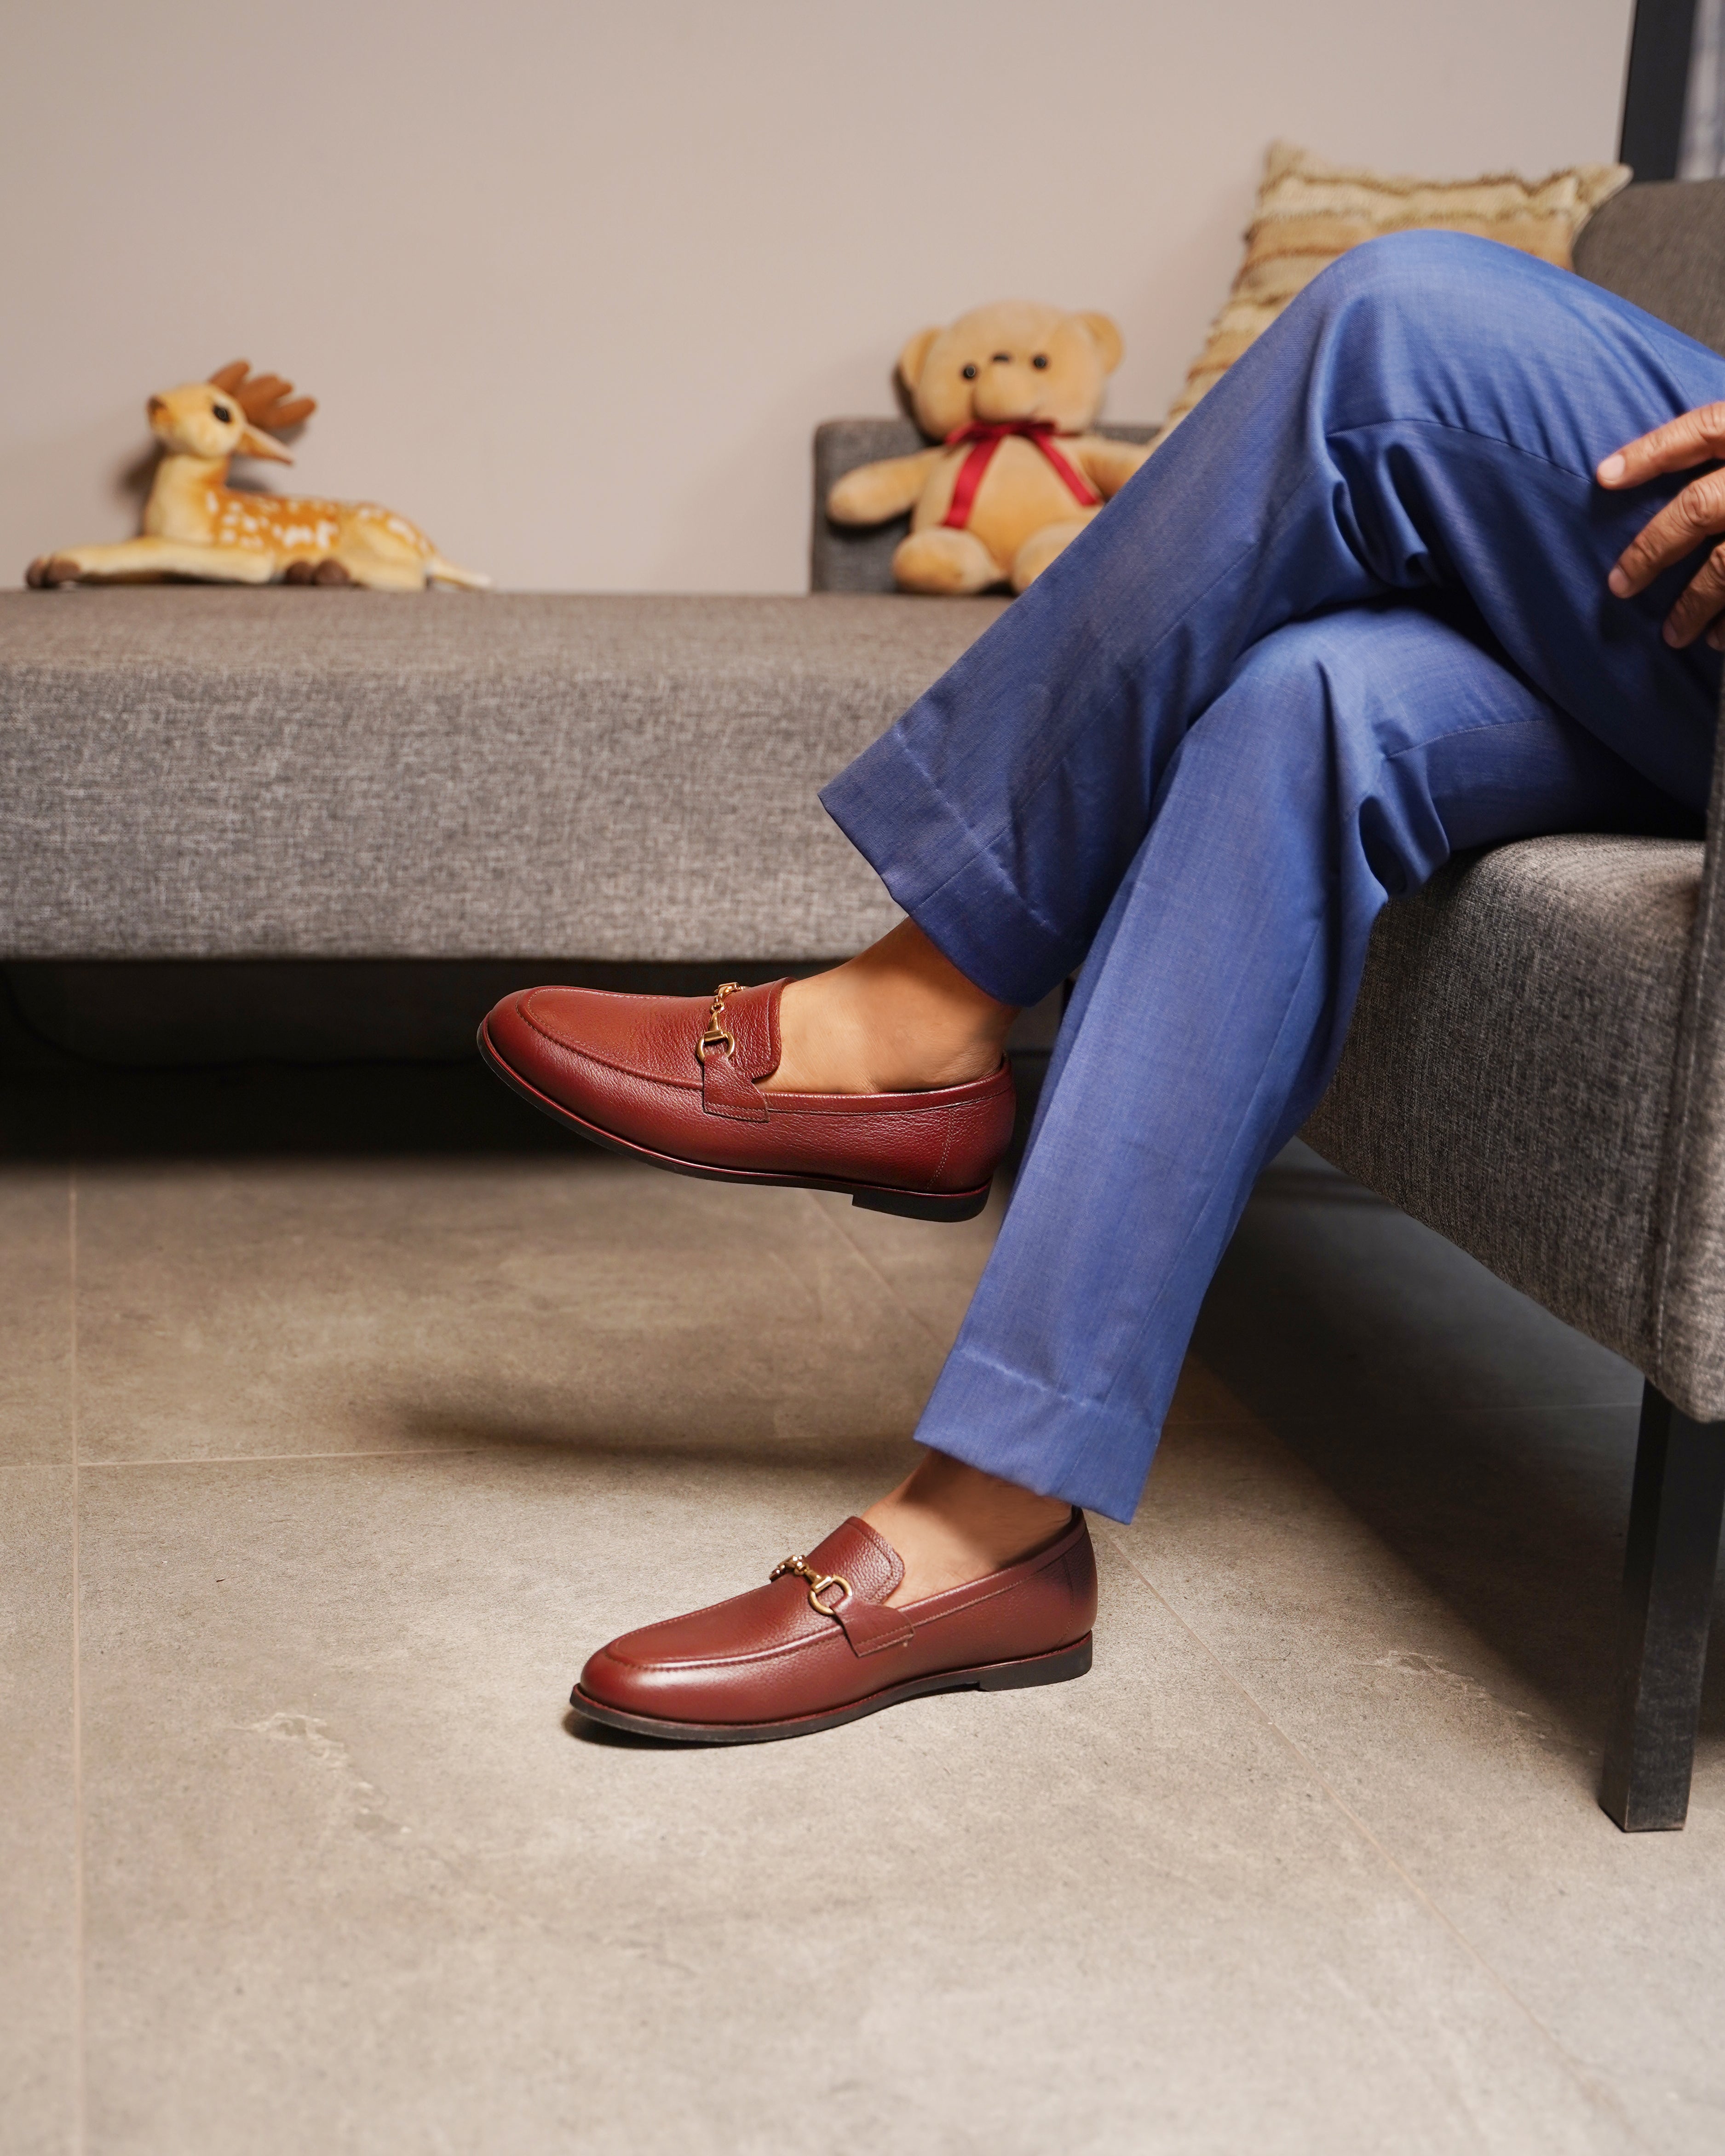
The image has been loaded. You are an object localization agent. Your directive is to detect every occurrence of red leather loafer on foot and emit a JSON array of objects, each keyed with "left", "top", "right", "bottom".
[
  {"left": 571, "top": 1510, "right": 1096, "bottom": 1743},
  {"left": 479, "top": 977, "right": 1015, "bottom": 1222}
]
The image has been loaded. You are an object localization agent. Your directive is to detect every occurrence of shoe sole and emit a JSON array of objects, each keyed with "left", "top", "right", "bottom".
[
  {"left": 568, "top": 1634, "right": 1093, "bottom": 1744},
  {"left": 477, "top": 1019, "right": 993, "bottom": 1223}
]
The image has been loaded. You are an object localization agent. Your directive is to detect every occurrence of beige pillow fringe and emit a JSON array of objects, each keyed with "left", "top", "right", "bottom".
[{"left": 1160, "top": 142, "right": 1632, "bottom": 432}]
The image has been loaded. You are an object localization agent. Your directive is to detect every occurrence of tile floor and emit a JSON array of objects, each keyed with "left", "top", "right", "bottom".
[{"left": 3, "top": 1068, "right": 1722, "bottom": 2156}]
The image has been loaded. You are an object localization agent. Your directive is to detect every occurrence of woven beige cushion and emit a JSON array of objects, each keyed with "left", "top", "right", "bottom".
[{"left": 1162, "top": 141, "right": 1631, "bottom": 433}]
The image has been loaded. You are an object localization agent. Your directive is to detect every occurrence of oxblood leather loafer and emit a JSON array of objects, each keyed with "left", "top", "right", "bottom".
[
  {"left": 571, "top": 1510, "right": 1096, "bottom": 1743},
  {"left": 478, "top": 977, "right": 1015, "bottom": 1223}
]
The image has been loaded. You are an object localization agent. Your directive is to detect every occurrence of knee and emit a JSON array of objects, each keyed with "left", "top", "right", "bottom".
[
  {"left": 1181, "top": 625, "right": 1351, "bottom": 786},
  {"left": 1196, "top": 615, "right": 1407, "bottom": 784},
  {"left": 1302, "top": 227, "right": 1537, "bottom": 329},
  {"left": 1226, "top": 614, "right": 1374, "bottom": 704}
]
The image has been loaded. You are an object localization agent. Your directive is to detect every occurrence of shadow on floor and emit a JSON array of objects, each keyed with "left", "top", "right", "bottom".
[
  {"left": 1190, "top": 1153, "right": 1725, "bottom": 1749},
  {"left": 389, "top": 1408, "right": 915, "bottom": 1481},
  {"left": 8, "top": 1046, "right": 1708, "bottom": 1755}
]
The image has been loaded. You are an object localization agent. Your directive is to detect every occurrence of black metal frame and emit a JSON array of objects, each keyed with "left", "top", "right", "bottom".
[
  {"left": 1601, "top": 1383, "right": 1725, "bottom": 1828},
  {"left": 1621, "top": 0, "right": 1701, "bottom": 180}
]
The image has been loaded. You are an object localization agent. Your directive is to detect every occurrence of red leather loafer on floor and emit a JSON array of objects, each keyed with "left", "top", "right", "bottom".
[
  {"left": 478, "top": 977, "right": 1015, "bottom": 1222},
  {"left": 571, "top": 1510, "right": 1096, "bottom": 1743}
]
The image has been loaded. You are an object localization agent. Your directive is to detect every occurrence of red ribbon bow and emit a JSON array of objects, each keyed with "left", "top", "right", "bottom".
[{"left": 940, "top": 418, "right": 1101, "bottom": 530}]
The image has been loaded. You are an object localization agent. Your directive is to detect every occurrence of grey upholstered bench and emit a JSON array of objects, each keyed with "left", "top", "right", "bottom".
[{"left": 0, "top": 592, "right": 1000, "bottom": 968}]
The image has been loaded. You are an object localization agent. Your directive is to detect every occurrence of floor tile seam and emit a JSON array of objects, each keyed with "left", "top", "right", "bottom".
[
  {"left": 69, "top": 1169, "right": 85, "bottom": 2156},
  {"left": 76, "top": 1446, "right": 486, "bottom": 1470},
  {"left": 1167, "top": 1398, "right": 1644, "bottom": 1432},
  {"left": 794, "top": 1190, "right": 966, "bottom": 1352},
  {"left": 1095, "top": 1520, "right": 1651, "bottom": 2155},
  {"left": 1352, "top": 1395, "right": 1643, "bottom": 1419}
]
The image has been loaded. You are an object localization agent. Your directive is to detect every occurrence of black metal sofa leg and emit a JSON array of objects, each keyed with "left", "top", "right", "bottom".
[{"left": 1599, "top": 1383, "right": 1725, "bottom": 1831}]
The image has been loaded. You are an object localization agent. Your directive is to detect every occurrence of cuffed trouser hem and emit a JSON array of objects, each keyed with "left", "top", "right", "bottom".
[
  {"left": 914, "top": 1347, "right": 1151, "bottom": 1524},
  {"left": 820, "top": 734, "right": 1082, "bottom": 1010}
]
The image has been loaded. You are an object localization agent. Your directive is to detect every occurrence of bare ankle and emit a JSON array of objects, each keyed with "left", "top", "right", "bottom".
[
  {"left": 863, "top": 1451, "right": 1072, "bottom": 1605},
  {"left": 765, "top": 922, "right": 1015, "bottom": 1095}
]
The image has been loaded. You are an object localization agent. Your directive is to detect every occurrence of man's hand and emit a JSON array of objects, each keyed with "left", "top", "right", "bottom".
[{"left": 1599, "top": 403, "right": 1725, "bottom": 649}]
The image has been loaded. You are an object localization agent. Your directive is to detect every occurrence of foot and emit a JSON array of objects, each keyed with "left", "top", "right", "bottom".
[
  {"left": 570, "top": 1504, "right": 1095, "bottom": 1743},
  {"left": 478, "top": 975, "right": 1016, "bottom": 1220},
  {"left": 890, "top": 525, "right": 1003, "bottom": 595},
  {"left": 864, "top": 1450, "right": 1074, "bottom": 1605},
  {"left": 763, "top": 920, "right": 1016, "bottom": 1095},
  {"left": 24, "top": 555, "right": 80, "bottom": 588}
]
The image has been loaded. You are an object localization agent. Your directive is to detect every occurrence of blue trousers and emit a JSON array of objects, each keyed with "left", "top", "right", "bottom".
[{"left": 821, "top": 232, "right": 1725, "bottom": 1524}]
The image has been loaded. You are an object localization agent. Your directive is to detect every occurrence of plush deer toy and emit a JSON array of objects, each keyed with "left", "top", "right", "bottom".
[{"left": 25, "top": 362, "right": 488, "bottom": 592}]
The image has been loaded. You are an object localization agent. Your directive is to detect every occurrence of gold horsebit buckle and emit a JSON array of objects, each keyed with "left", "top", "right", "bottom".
[
  {"left": 696, "top": 981, "right": 742, "bottom": 1065},
  {"left": 770, "top": 1554, "right": 853, "bottom": 1617}
]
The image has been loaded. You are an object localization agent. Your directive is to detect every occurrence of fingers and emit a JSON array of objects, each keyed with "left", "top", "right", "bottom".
[
  {"left": 1598, "top": 401, "right": 1725, "bottom": 488},
  {"left": 1666, "top": 543, "right": 1725, "bottom": 648},
  {"left": 1608, "top": 467, "right": 1725, "bottom": 599}
]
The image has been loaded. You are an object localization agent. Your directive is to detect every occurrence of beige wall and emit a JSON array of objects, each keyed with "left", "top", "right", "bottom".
[{"left": 0, "top": 0, "right": 1633, "bottom": 593}]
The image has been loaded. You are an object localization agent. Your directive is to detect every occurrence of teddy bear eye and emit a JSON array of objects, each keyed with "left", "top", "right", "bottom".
[
  {"left": 212, "top": 402, "right": 233, "bottom": 423},
  {"left": 1032, "top": 354, "right": 1050, "bottom": 369},
  {"left": 961, "top": 363, "right": 978, "bottom": 380}
]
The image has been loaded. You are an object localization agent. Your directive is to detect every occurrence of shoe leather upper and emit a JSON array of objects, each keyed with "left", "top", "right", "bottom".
[
  {"left": 522, "top": 981, "right": 780, "bottom": 1091},
  {"left": 577, "top": 1512, "right": 1097, "bottom": 1728},
  {"left": 482, "top": 977, "right": 1016, "bottom": 1195}
]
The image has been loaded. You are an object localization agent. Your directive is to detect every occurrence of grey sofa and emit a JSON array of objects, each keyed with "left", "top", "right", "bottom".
[
  {"left": 1298, "top": 181, "right": 1725, "bottom": 1833},
  {"left": 3, "top": 179, "right": 1721, "bottom": 1830}
]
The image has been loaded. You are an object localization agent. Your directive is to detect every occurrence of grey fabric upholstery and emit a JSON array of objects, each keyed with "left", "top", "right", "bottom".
[
  {"left": 812, "top": 419, "right": 927, "bottom": 593},
  {"left": 1301, "top": 836, "right": 1705, "bottom": 1398},
  {"left": 1573, "top": 177, "right": 1725, "bottom": 356},
  {"left": 1304, "top": 180, "right": 1725, "bottom": 1420},
  {"left": 0, "top": 589, "right": 1004, "bottom": 963},
  {"left": 1305, "top": 744, "right": 1725, "bottom": 1423},
  {"left": 811, "top": 419, "right": 1159, "bottom": 593}
]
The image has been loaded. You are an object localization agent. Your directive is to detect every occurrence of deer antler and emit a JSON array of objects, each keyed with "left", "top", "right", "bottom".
[{"left": 207, "top": 360, "right": 316, "bottom": 435}]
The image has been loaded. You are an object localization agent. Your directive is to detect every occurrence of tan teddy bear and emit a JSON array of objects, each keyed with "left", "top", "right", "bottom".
[{"left": 827, "top": 299, "right": 1151, "bottom": 594}]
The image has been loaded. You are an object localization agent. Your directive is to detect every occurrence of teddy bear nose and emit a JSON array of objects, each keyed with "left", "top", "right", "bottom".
[{"left": 974, "top": 366, "right": 1041, "bottom": 420}]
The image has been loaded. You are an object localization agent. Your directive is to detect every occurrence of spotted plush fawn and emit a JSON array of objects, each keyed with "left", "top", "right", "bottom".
[{"left": 26, "top": 361, "right": 489, "bottom": 592}]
